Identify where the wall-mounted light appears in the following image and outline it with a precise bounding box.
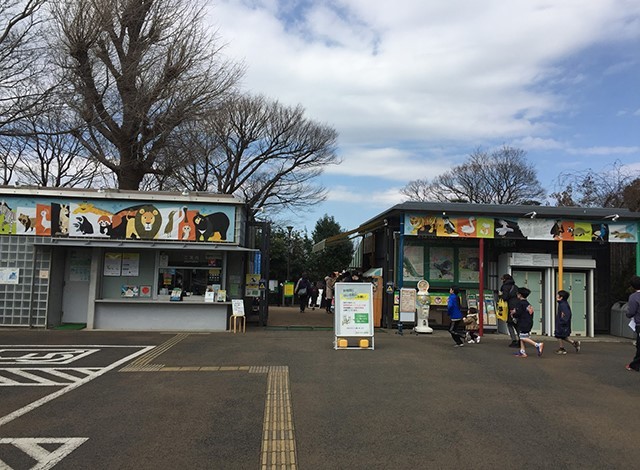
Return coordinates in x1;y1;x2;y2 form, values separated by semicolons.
181;189;189;196
524;211;537;219
604;214;619;222
97;187;106;193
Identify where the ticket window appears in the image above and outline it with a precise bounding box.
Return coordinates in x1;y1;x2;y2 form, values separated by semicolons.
157;250;223;297
158;268;222;296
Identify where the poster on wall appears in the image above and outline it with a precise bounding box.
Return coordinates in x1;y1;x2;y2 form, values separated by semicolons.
458;248;479;283
0;267;19;284
403;245;424;281
121;285;139;297
69;251;91;281
121;253;140;276
104;252;122;276
429;247;454;281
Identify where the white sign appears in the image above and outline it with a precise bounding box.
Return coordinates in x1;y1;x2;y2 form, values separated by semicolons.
334;282;374;337
231;299;245;316
399;288;417;322
121;253;140;276
103;253;122;276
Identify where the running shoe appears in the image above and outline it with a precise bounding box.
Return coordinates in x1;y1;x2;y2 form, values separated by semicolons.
574;340;581;353
513;351;528;358
536;342;544;357
555;349;567;355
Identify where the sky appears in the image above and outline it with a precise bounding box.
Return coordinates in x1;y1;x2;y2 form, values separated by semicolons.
206;0;640;234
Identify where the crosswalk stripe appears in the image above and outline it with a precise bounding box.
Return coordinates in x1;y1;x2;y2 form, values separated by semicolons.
0;368;102;386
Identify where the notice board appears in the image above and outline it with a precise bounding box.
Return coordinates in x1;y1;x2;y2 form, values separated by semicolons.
334;282;374;339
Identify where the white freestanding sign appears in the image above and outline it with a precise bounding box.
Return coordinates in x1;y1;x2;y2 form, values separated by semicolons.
334;282;374;350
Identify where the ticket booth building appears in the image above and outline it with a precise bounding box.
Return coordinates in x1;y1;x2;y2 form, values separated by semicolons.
0;187;257;331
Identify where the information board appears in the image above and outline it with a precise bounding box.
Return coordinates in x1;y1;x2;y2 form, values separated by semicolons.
334;282;374;338
399;288;417;322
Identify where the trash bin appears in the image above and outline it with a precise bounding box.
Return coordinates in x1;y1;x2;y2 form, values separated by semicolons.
610;301;634;339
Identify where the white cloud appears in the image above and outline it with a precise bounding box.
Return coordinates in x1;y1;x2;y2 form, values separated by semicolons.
325;185;405;206
566;146;640;156
210;1;640;147
324;147;458;180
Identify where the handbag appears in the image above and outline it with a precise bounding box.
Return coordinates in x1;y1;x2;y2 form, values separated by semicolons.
298;287;307;295
496;298;508;322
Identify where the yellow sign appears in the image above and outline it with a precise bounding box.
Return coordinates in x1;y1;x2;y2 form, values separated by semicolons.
284;282;294;298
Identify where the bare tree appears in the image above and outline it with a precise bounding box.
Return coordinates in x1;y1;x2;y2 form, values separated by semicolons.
0;134;27;184
0;0;47;132
168;94;340;218
13;106;101;187
401;146;545;205
551;160;640;209
49;0;243;190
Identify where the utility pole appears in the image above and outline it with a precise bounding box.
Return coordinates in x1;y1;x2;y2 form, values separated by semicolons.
286;226;293;306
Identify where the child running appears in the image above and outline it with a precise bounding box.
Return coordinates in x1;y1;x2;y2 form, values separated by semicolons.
554;290;581;355
512;287;544;358
464;307;480;344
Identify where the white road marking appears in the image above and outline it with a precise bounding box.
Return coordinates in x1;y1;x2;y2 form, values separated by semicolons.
0;437;88;470
0;349;98;365
0;368;102;386
0;346;154;427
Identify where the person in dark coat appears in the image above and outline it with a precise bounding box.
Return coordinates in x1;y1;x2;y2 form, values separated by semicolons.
512;287;544;358
554;290;581;354
295;273;312;313
500;274;520;347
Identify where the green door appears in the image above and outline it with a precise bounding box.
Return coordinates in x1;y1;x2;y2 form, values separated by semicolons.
512;270;543;335
560;272;587;336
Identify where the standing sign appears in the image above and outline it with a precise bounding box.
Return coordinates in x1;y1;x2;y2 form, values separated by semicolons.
399;288;417;322
334;282;374;350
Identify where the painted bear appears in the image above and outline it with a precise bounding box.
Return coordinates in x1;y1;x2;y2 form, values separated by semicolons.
192;211;230;242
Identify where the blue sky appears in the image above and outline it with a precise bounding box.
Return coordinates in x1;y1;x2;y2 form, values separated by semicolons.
208;0;640;234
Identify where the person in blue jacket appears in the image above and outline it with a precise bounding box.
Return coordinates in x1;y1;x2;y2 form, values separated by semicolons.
447;286;465;347
554;290;581;355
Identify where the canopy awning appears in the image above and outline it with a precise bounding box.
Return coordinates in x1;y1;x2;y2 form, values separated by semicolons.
35;238;258;252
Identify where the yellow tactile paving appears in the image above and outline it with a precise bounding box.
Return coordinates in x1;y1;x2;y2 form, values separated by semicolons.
119;337;298;469
260;366;297;469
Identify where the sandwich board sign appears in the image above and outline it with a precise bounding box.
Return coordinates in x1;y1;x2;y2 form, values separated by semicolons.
334;282;374;350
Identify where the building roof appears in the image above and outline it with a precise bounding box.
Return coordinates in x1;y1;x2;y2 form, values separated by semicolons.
359;201;639;229
0;185;243;205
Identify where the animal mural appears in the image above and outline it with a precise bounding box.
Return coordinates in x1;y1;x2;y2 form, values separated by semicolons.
408;215;437;235
18;213;35;233
0;200;15;234
36;204;51;236
191;211;231;242
102;205;163;240
494;218;524;238
50;203;70;235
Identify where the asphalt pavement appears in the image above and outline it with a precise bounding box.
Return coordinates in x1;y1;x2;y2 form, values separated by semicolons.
0;318;638;470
